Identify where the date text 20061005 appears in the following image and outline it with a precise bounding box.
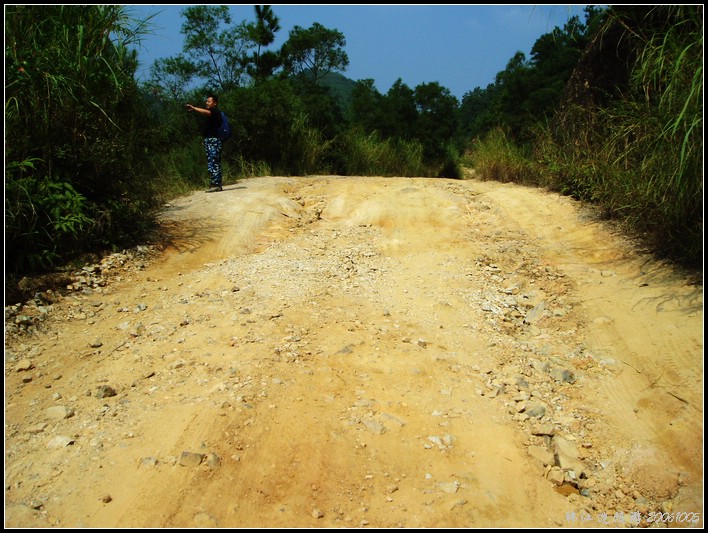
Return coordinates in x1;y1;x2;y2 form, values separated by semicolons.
565;511;701;525
647;511;701;524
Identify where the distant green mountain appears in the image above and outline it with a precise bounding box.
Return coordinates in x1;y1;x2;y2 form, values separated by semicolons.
318;71;358;109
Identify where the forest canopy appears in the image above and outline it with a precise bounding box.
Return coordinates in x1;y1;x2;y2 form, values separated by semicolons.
4;5;703;285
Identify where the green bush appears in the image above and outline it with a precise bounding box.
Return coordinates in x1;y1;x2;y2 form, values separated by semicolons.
333;129;426;177
5;160;93;271
5;5;159;273
436;144;463;179
466;128;536;184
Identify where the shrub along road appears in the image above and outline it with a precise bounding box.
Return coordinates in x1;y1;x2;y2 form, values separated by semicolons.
4;175;703;527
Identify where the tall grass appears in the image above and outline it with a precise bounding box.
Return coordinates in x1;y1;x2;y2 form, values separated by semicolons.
147;143;275;203
335;129;426;177
464;128;538;185
5;6;155;272
287;112;333;175
474;6;702;268
548;7;702;265
228;156;272;180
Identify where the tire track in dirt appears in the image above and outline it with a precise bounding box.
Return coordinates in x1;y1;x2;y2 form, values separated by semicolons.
481;180;703;521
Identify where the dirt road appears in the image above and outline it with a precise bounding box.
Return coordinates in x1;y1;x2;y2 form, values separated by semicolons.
4;176;703;528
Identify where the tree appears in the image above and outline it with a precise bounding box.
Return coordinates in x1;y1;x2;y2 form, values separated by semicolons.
247;5;282;81
460;85;498;139
459;8;600;144
348;79;383;133
179;5;253;91
380;79;418;140
147;55;197;101
281;22;349;83
414;82;460;161
228;79;307;174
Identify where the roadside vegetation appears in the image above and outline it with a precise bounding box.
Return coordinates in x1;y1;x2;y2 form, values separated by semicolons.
5;5;702;288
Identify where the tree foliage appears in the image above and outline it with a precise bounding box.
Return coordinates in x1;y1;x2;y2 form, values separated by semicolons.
461;8;600;143
414;82;460;161
148;55;197;101
281;22;349;83
247;5;282;81
381;79;418;141
177;5;253;92
6;4;701;276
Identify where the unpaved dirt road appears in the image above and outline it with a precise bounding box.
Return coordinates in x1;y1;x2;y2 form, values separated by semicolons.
4;176;703;528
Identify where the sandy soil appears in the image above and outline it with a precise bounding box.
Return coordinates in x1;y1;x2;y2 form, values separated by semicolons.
4;175;703;528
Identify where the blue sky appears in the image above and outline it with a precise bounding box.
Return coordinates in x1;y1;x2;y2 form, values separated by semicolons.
126;4;590;100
